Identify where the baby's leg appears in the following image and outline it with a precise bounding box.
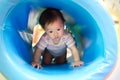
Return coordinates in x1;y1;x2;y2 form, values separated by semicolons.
55;51;67;64
42;49;53;65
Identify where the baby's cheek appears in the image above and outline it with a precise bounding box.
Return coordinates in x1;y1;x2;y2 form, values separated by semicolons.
47;33;54;39
60;31;64;36
49;35;55;39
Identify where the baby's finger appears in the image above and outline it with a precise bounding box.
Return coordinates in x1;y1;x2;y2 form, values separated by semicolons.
31;63;36;67
37;64;42;69
72;64;80;67
80;62;84;65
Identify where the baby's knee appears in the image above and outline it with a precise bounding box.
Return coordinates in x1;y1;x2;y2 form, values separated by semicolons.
55;60;67;64
42;60;51;65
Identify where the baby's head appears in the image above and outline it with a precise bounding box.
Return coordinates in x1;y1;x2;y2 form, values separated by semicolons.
39;8;65;29
39;8;65;44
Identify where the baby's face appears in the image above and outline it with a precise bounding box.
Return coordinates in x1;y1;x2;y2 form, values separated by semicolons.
45;18;64;44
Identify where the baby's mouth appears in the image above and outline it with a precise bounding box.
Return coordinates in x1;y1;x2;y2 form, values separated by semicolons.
53;38;60;44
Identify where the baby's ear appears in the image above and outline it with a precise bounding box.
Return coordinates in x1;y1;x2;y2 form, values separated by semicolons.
32;24;45;47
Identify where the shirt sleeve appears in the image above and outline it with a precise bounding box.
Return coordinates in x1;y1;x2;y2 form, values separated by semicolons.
37;35;47;50
66;33;75;48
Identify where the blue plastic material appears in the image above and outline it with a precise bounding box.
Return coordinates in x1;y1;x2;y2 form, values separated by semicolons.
0;0;118;80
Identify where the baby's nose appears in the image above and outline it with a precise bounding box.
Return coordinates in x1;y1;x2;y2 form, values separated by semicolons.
54;32;58;37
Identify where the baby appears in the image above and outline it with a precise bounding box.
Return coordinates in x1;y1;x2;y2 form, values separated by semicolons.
31;8;84;69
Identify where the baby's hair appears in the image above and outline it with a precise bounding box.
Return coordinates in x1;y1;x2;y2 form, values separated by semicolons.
39;8;65;29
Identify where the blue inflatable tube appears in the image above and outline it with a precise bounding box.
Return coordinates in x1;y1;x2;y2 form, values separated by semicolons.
0;0;118;80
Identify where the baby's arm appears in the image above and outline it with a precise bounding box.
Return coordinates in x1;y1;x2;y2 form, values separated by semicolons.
31;47;43;69
69;45;84;67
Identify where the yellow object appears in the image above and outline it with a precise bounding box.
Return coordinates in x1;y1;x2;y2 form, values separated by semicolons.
32;24;45;47
0;73;7;80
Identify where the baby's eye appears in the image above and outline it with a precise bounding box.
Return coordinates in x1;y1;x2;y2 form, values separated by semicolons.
49;31;53;33
57;29;60;31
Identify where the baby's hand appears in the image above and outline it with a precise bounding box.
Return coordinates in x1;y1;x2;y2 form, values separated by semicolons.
31;61;42;69
72;61;84;67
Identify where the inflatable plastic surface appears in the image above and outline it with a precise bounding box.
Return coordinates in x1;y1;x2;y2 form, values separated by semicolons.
0;0;118;80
